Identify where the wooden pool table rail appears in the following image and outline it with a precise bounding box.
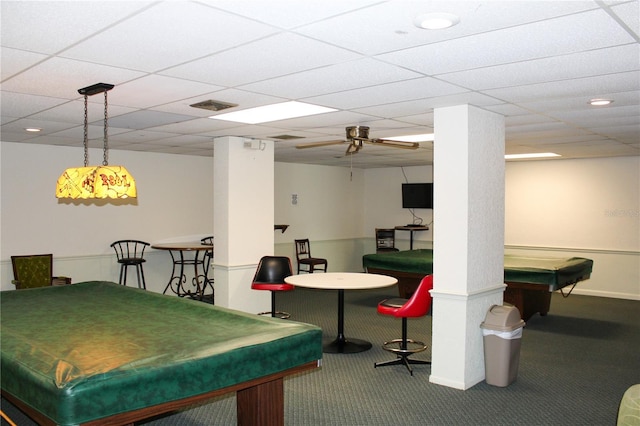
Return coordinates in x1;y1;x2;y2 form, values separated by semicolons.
2;360;319;426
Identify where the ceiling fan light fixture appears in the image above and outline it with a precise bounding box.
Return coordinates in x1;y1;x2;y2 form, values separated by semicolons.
414;13;460;30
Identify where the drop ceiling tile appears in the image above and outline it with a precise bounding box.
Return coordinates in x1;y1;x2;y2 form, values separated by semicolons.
0;92;69;118
438;44;640;90
0;1;152;53
378;9;635;75
160;32;361;87
1;48;48;81
296;0;598;55
1;57;145;99
154;88;286;117
485;71;640;104
239;58;422;99
110;75;225;109
209;0;381;29
305;77;467;110
61;2;279;72
107;111;195;130
610;1;640;35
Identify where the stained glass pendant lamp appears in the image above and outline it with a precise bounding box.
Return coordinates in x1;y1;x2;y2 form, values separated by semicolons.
55;83;136;199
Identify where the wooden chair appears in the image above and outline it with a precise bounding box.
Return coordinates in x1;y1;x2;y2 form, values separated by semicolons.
110;240;149;289
251;256;295;319
374;275;433;375
294;239;327;274
375;228;399;253
11;254;71;289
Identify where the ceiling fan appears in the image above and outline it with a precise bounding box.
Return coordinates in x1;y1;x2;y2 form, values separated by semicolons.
295;126;420;155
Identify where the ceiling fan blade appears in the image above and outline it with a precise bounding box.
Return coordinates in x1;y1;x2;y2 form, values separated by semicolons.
295;140;345;149
365;139;420;149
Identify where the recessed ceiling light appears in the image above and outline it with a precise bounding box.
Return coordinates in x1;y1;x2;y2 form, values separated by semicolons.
25;128;42;132
588;98;613;106
414;13;460;30
384;133;434;142
209;101;336;124
505;153;561;160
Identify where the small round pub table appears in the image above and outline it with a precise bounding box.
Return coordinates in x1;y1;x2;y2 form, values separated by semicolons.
285;272;397;354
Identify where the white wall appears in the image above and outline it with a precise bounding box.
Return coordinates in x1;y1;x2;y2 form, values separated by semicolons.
364;157;640;300
274;162;365;273
2;141;638;300
1;142;213;291
363;165;434;251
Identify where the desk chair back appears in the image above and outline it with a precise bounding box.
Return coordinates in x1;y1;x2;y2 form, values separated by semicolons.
110;240;149;289
11;254;55;289
294;239;328;273
375;228;399;252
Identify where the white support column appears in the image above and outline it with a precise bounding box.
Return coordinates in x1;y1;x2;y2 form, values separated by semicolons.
429;105;506;390
212;136;274;314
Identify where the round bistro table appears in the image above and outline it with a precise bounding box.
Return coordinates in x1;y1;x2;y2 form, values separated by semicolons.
151;242;214;302
285;272;397;354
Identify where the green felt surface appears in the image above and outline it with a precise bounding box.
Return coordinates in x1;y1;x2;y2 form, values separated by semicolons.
363;249;593;290
1;281;322;425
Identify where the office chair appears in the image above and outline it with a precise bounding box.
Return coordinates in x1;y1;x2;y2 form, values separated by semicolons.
374;275;433;375
251;256;295;319
110;240;149;289
294;239;327;273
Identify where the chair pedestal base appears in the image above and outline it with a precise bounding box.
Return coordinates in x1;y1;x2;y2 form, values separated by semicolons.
375;338;430;376
257;311;291;320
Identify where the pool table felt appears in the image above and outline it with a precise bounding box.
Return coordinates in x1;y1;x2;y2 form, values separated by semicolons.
363;249;592;291
1;281;322;425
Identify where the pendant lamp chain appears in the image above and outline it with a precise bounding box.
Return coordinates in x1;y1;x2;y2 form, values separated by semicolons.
83;94;89;167
103;89;109;166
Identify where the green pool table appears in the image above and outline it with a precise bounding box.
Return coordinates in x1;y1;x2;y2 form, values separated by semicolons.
1;281;322;425
363;249;593;321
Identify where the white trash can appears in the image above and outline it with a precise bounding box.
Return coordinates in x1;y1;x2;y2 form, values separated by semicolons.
481;304;525;387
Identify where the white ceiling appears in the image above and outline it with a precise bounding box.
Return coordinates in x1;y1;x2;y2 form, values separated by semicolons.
1;0;639;168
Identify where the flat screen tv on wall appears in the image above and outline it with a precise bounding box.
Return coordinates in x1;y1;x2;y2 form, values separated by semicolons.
402;183;433;209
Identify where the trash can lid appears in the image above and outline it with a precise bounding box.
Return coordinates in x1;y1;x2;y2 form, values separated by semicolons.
480;304;526;332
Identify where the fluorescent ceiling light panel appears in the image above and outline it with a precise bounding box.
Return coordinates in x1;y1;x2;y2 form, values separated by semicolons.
209;101;336;124
505;153;561;159
385;133;434;142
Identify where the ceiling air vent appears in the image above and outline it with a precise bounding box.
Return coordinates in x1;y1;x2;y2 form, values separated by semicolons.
270;134;304;140
190;100;238;112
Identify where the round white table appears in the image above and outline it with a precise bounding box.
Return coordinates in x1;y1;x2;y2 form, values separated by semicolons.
284;272;397;354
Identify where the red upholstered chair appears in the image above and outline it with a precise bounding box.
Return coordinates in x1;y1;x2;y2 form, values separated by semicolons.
374;275;433;375
251;256;295;319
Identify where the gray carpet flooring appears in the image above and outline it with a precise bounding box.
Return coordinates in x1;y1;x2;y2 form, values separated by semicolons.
3;286;639;425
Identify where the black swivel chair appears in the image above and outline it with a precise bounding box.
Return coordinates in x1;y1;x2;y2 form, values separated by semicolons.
251;256;295;319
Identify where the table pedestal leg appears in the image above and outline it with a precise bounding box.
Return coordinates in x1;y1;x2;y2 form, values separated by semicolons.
322;289;372;354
